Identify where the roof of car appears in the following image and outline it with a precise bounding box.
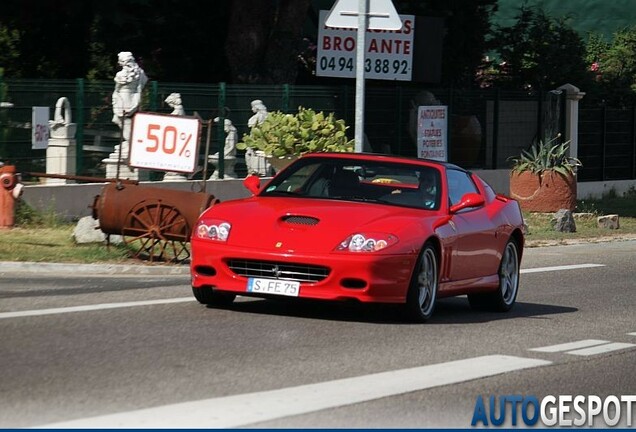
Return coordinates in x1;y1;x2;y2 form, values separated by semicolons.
300;152;467;172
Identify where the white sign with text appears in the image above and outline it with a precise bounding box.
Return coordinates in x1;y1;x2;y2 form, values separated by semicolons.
129;112;201;173
316;10;415;81
417;105;448;161
31;106;50;150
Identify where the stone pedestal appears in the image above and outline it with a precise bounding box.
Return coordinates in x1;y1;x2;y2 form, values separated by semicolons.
163;172;188;181
46;124;77;184
245;149;272;176
557;83;586;160
46;97;77;184
103;157;147;181
103;118;149;181
208;156;237;180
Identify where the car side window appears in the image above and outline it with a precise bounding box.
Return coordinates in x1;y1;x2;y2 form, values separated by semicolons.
446;169;479;206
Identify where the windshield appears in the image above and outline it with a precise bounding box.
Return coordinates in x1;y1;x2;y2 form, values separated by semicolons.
260;157;442;210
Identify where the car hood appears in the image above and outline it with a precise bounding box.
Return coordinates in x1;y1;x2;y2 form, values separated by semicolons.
199;196;433;253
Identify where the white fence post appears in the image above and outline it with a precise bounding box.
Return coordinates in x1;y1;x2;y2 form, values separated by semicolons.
557;83;586;159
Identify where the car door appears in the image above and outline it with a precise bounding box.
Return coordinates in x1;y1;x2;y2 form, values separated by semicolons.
446;169;499;282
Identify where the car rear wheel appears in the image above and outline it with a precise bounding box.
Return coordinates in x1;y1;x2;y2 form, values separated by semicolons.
468;238;520;312
192;285;236;306
405;243;438;322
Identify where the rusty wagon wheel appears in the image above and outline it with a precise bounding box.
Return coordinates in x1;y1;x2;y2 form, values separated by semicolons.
121;199;191;263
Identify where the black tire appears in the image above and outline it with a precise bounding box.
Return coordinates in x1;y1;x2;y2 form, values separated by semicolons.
192;285;236;306
404;243;439;322
468;238;520;312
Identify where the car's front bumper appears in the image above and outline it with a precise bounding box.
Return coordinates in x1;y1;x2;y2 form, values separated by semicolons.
190;241;417;303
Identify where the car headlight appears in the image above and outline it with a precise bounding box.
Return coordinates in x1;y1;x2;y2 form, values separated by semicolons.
336;232;398;252
195;220;231;242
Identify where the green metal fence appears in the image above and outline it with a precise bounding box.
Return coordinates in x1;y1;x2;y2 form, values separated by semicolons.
0;78;563;179
578;103;636;181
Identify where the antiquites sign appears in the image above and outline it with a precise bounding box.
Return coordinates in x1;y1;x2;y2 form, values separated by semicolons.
316;10;415;81
417;105;448;161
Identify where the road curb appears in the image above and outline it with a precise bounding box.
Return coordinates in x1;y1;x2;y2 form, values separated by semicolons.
0;261;190;276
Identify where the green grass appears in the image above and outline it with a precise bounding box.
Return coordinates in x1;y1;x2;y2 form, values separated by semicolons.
0;224;191;264
523;187;636;246
0;226;133;263
1;201;171;264
1;193;635;263
523;212;636;245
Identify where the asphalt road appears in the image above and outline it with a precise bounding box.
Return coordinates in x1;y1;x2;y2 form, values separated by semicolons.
0;240;634;428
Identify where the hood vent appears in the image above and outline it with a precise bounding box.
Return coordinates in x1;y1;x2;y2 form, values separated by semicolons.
282;215;319;226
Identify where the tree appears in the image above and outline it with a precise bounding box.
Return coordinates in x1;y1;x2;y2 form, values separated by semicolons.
0;0;93;78
0;0;230;82
395;0;498;88
84;0;231;82
0;0;499;87
486;6;592;91
225;0;311;84
0;25;21;77
586;27;636;106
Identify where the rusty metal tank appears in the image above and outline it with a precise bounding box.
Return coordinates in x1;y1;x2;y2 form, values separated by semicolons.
92;182;218;262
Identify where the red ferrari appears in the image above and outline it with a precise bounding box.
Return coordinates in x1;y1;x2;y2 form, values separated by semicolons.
190;153;525;322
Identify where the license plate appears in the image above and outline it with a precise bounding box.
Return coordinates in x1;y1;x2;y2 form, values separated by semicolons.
246;277;300;297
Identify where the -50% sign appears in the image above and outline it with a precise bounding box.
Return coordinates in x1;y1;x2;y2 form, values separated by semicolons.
129;112;201;173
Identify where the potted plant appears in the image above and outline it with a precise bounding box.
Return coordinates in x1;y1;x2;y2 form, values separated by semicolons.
237;106;354;172
509;135;582;212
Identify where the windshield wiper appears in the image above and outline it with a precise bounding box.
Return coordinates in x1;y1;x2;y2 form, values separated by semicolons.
262;190;302;197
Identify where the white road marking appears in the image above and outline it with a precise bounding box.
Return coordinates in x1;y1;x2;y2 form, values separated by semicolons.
530;339;636;356
530;339;610;352
629;332;636;336
37;354;551;429
521;263;605;274
567;342;636;356
0;297;193;319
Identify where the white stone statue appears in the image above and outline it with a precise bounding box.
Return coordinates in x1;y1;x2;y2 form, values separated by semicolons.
163;93;188;181
46;97;76;184
48;97;76;138
165;93;185;116
245;99;271;175
247;99;268;128
209;117;238;179
218;118;237;158
111;51;148;158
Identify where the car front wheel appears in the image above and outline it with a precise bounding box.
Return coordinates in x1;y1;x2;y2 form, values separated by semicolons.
192;285;236;307
405;243;439;322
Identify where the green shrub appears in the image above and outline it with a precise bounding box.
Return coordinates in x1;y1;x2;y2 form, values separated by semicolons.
237;106;354;157
14;200;65;228
510;135;582;176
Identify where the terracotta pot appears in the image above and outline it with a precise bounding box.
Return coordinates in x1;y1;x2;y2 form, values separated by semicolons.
509;170;577;212
450;115;482;167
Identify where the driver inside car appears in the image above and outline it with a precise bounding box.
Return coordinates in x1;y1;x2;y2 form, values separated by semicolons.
417;170;438;209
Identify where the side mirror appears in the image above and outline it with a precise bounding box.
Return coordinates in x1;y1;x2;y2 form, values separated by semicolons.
243;174;261;195
450;192;485;213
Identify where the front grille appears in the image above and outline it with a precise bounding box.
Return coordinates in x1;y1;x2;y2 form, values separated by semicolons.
282;215;320;226
227;259;329;283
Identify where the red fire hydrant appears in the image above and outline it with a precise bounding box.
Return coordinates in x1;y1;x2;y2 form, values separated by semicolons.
0;164;24;228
